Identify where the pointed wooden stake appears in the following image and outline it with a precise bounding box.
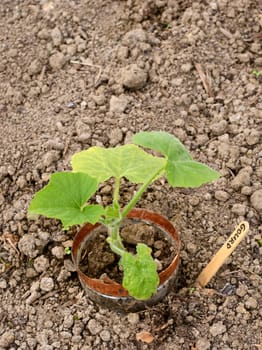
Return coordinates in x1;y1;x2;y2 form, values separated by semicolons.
195;221;249;288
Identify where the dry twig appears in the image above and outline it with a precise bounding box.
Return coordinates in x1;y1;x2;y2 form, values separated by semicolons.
71;59;102;86
194;63;213;97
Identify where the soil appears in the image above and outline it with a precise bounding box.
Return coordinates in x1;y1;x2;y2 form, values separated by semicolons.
0;0;261;349
79;220;177;282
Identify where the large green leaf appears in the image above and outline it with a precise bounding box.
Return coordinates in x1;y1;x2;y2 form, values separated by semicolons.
28;172;104;229
120;243;159;300
133;131;220;188
166;160;220;187
71;144;166;183
132;131;192;161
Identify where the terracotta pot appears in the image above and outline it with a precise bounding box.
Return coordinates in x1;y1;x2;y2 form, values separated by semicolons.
72;208;181;312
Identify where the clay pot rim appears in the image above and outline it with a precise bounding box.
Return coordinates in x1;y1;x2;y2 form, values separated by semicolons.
72;208;181;298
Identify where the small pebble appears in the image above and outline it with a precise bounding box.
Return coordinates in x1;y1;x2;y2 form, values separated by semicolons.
57;268;71;282
37;28;50;39
0;331;15;348
51;246;65;259
241;186;252;196
231;169;251;190
78;133;91;143
18;234;38;258
49;52;66;70
250;190;262;213
127;313;140;324
87;319;103;335
30;281;40;292
231;203;247;216
0;279;7;289
215;190;230;201
26;267;38;278
122;29;147;46
209;321;226;336
51;27;63;46
108;128;123;146
188;104;200;116
238;53;250;63
236;284;248;297
42;151;60;167
100;330;111;342
92;94;106;106
245;130;260;145
28;59;42;75
195;338;211;350
40;277;55;292
245;297;258;310
120;64;147;89
33;255;50;273
210;120;228;135
26;291;40;305
186;242;197;254
117;46;129;60
63;315;74;329
8;48;18;57
181;63;192;73
64;259;76;272
109;95;129;113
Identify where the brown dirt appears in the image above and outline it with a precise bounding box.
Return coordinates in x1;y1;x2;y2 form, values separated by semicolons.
79;220;177;282
0;1;261;349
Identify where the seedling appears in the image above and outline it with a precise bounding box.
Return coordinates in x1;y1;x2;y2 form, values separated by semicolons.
28;131;220;300
252;69;261;78
64;247;71;255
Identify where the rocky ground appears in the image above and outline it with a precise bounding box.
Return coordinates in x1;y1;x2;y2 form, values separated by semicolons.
0;0;261;349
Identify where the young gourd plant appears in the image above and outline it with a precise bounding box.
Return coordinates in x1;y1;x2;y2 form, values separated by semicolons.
29;131;220;300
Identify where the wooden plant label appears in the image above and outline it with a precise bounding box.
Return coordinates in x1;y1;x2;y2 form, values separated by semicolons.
195;221;249;288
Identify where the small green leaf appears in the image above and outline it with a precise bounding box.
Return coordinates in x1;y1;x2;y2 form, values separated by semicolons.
28;172;104;229
252;69;261;78
71;144;165;183
166;160;220;187
120;243;159;300
133;131;192;161
64;247;71;255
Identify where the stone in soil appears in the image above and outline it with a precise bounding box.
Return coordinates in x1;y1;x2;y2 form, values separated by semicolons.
49;52;66;70
87;319;103;335
109;95;129;113
209;321;227;336
250;189;262;213
119;64;148;89
0;331;15;348
40;277;55;292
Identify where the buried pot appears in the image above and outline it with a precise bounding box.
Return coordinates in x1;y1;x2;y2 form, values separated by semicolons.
72;208;181;312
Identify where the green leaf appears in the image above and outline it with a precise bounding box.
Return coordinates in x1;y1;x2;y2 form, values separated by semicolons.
133;131;192;161
120;243;159;300
133;131;220;188
28;172;104;229
71;144;165;183
166;160;220;187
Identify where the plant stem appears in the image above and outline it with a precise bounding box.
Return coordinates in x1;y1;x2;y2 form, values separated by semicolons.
107;166;165;257
107;223;126;256
113;177;121;205
121;166;165;218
